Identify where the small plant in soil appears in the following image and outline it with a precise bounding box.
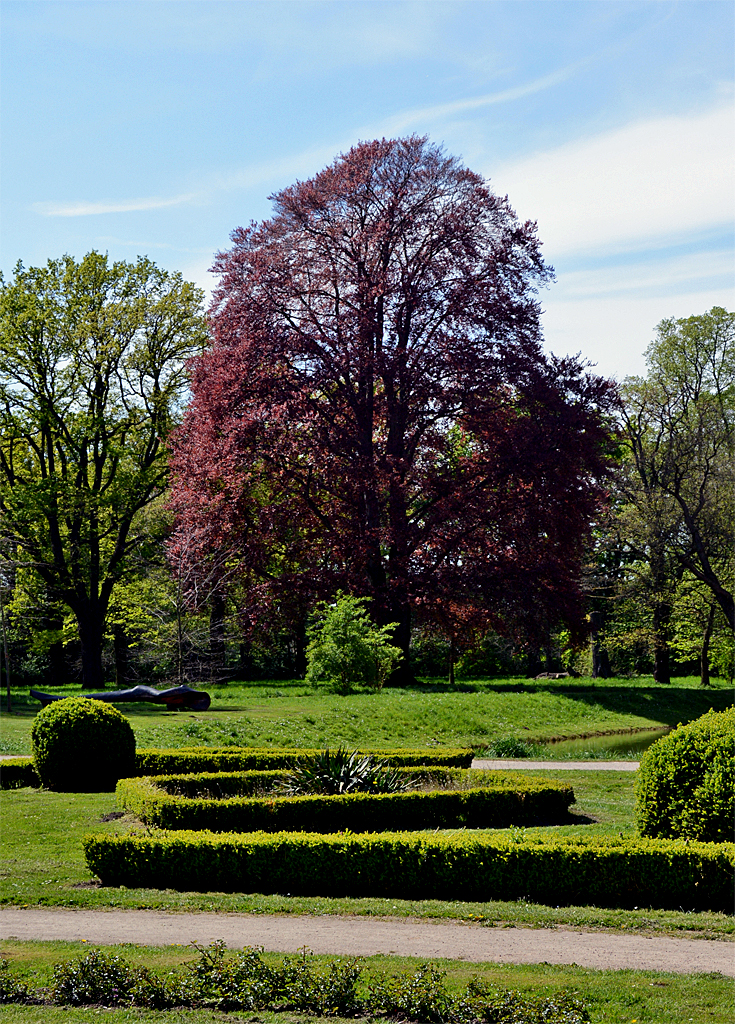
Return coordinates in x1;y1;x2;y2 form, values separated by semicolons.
280;746;413;795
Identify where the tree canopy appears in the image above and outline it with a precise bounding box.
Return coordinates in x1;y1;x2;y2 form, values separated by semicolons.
169;137;616;672
620;307;734;634
0;252;207;688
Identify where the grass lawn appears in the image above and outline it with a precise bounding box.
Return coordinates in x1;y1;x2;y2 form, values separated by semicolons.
1;772;732;940
0;940;732;1023
1;675;732;756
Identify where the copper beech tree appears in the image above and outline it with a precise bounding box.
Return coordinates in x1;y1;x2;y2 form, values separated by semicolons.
169;137;616;677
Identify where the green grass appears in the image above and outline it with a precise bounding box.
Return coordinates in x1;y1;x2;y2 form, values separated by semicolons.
1;774;733;940
0;940;732;1023
1;675;731;756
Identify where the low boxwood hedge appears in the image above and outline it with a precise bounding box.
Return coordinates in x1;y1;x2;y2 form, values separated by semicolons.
135;747;474;775
116;770;574;833
83;828;734;911
0;747;473;790
0;757;40;789
151;766;506;798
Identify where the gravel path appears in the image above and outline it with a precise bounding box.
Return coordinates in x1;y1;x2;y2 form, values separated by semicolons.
1;908;732;975
471;760;639;771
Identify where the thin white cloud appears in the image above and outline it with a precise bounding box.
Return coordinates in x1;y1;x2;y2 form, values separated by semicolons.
381;64;581;134
490;102;735;257
553;249;734;301
34;193;198;217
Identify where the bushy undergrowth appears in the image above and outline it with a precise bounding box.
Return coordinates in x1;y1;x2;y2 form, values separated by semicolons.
485;737;543;758
0;942;590;1022
637;707;734;842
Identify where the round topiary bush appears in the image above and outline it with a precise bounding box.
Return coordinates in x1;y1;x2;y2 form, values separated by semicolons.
636;707;734;843
31;697;136;792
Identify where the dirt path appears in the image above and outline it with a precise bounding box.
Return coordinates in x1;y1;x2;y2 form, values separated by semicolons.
1;908;732;975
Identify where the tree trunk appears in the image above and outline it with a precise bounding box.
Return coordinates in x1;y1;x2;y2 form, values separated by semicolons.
114;625;130;688
238;639;254;681
386;600;416;685
48;639;67;685
76;610;106;690
1;593;10;714
209;591;226;683
651;600;672;685
588;611;611;679
526;649;542;678
700;602;716;688
293;619;307;679
448;636;455;687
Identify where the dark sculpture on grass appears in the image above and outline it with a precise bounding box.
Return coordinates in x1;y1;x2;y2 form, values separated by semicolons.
30;684;211;712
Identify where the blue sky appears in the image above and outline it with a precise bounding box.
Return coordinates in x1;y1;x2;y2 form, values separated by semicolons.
2;0;733;379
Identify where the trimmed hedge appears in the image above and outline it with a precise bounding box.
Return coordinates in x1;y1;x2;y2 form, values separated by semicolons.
153;767;508;798
0;757;40;789
0;747;473;789
117;770;573;833
135;747;474;775
636;707;734;843
83;828;735;911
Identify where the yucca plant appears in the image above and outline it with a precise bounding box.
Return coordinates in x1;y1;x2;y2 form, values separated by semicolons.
280;747;412;796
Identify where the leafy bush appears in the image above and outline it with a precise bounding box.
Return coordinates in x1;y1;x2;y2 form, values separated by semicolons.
306;592;402;692
0;757;40;789
0;960;30;1004
51;949;168;1008
486;737;542;758
84;827;734;911
636;707;735;842
117;770;573;833
31;696;136;791
0;942;592;1021
281;747;411;795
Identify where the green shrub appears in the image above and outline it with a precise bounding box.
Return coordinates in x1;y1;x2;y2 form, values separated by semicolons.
0;960;30;1004
31;697;136;791
486;737;542;758
636;707;735;842
117;770;574;833
0;943;592;1021
83;828;734;911
135;746;474;775
306;592;402;692
51;949;168;1008
0;757;39;789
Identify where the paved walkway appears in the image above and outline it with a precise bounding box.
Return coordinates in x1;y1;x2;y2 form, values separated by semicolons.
0;908;731;975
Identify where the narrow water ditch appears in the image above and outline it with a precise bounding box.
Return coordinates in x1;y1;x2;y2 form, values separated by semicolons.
540;727;670;759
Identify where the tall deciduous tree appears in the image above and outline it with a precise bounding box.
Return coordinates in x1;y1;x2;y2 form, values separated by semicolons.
0;253;207;689
620;308;735;636
170;138;615;673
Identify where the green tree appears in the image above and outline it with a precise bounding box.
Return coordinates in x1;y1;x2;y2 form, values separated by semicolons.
0;253;207;688
306;592;402;694
614;307;735;681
